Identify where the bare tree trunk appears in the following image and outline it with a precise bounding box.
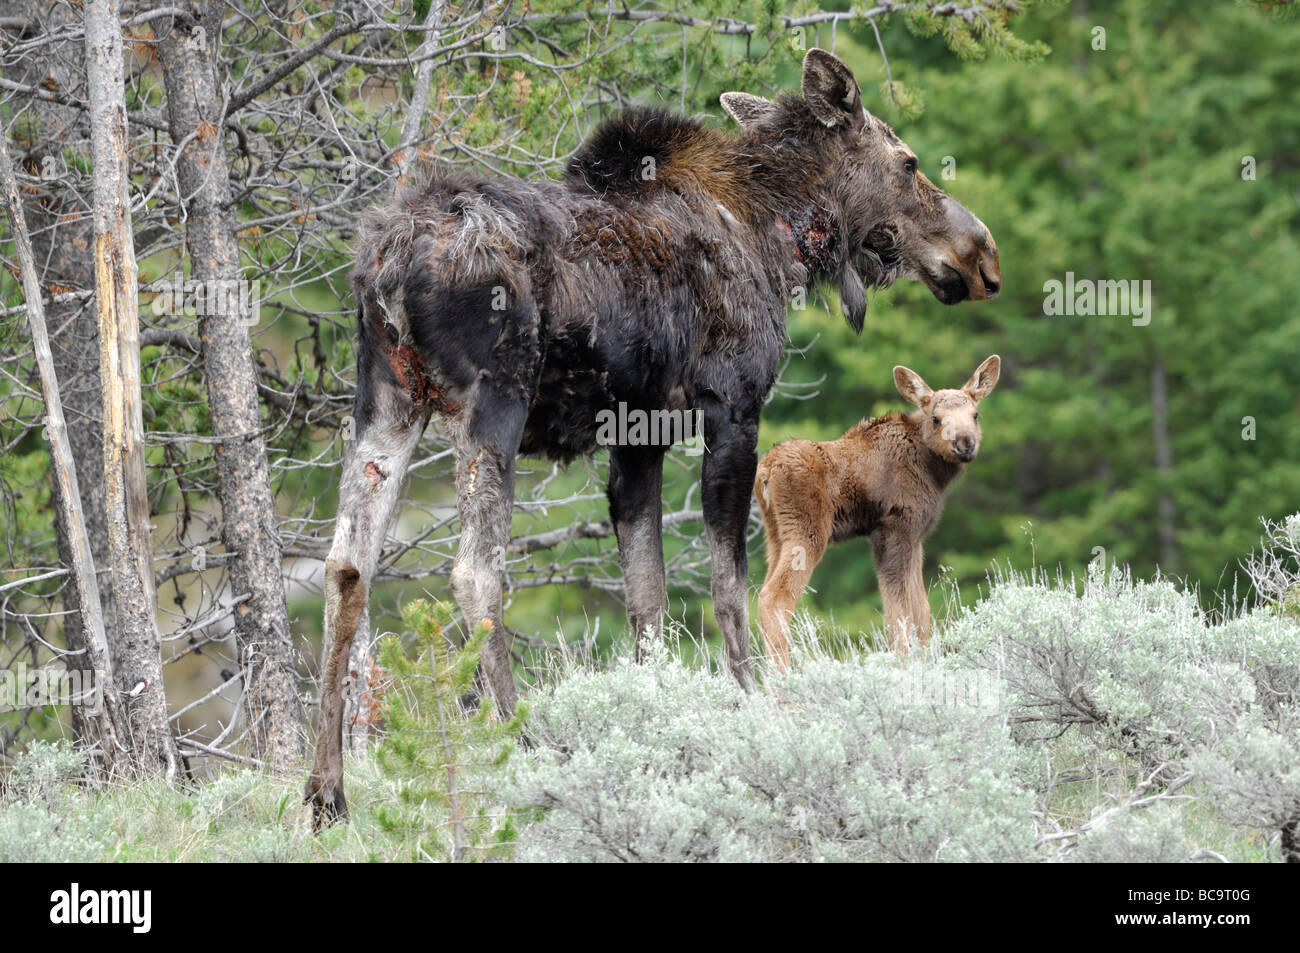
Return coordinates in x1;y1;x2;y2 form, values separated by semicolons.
85;0;179;777
154;6;305;768
0;133;125;771
13;0;114;747
394;0;446;178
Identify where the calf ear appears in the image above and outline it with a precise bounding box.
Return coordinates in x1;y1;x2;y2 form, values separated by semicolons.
802;49;864;131
964;355;1001;402
894;365;933;407
720;92;775;128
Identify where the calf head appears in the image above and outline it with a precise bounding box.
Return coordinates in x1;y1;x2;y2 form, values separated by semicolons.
894;355;1001;464
722;48;1001;331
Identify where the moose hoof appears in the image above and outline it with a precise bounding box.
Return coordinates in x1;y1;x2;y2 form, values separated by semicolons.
305;773;348;832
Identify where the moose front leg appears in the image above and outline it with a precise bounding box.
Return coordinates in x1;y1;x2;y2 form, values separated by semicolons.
307;414;424;830
701;405;759;692
906;540;932;647
873;532;929;653
608;446;667;656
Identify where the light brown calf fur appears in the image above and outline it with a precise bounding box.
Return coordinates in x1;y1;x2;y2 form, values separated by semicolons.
755;355;1001;664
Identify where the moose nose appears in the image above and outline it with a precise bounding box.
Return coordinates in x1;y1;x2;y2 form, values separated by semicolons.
980;263;1000;298
954;438;976;460
974;222;1000;298
941;198;1002;301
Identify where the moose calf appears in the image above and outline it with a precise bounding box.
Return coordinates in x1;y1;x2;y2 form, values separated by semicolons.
755;355;1001;664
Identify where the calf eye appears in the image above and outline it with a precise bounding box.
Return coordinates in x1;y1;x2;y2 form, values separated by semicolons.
974;412;980;421
931;416;940;426
903;158;918;175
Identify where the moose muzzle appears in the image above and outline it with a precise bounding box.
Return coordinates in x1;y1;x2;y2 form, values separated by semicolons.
932;196;1001;304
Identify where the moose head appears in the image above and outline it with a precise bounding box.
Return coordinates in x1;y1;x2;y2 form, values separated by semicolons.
722;48;1001;331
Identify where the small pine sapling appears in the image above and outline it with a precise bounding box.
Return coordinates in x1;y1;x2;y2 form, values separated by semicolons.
375;600;527;861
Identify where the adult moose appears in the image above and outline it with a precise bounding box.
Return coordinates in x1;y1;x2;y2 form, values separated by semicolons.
307;48;1000;826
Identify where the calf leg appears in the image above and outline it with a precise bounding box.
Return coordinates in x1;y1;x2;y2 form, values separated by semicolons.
873;532;926;653
754;470;781;593
907;541;932;646
701;405;760;692
307;411;425;830
608;446;667;656
757;524;829;670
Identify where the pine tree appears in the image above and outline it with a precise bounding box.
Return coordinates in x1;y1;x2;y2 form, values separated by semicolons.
374;601;527;862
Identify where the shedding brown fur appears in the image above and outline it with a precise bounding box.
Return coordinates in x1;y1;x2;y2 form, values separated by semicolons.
756;356;1001;663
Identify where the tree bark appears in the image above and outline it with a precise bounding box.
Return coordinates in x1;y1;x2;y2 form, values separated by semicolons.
394;0;447;178
156;5;304;768
0;132;125;771
12;0;115;747
85;0;179;777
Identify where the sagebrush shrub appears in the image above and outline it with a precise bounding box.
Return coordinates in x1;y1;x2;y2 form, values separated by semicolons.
944;562;1300;861
1068;803;1197;864
1190;707;1300;862
506;639;1036;862
0;739;104;861
5;738;86;803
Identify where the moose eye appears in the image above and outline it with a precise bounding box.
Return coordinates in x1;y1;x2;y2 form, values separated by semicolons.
903;158;918;175
974;412;980;421
932;416;940;427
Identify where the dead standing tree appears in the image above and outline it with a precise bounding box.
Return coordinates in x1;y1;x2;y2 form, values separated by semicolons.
0;133;125;769
84;0;179;776
155;6;305;770
2;0;110;750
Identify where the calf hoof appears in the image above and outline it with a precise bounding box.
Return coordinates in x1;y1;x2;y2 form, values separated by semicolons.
305;773;348;832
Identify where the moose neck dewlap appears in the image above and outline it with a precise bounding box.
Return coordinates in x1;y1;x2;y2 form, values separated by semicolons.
775;206;870;332
775;206;841;276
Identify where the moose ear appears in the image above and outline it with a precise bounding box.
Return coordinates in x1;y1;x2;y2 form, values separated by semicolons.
801;48;864;130
964;355;1002;402
894;365;933;407
720;92;775;128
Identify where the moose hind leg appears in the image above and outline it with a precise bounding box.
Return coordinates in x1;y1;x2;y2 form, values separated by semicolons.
609;446;667;656
906;541;932;646
757;526;827;670
447;399;529;718
307;413;424;830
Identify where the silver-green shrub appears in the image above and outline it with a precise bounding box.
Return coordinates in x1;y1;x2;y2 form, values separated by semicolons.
1242;513;1300;617
1067;803;1197;864
0;740;106;862
0;801;109;862
505;640;1036;862
5;738;86;803
944;559;1300;861
1190;706;1300;862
